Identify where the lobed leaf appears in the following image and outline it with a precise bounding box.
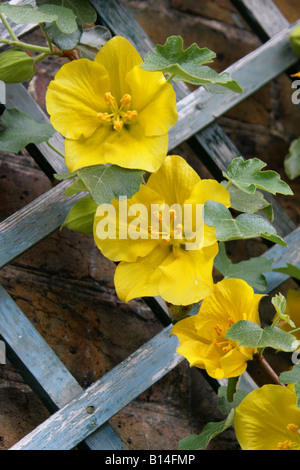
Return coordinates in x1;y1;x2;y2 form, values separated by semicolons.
225;320;298;352
214;242;273;292
273;263;300;281
0;108;55;153
141;35;242;93
222;182;274;220
203;201;286;246
0;3;58;24
55;164;145;205
223;157;293;195
178;409;235;450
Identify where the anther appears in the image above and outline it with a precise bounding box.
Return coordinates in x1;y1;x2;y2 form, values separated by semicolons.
287;423;299;434
120;94;132;109
215;325;222;337
278;440;293;450
113;119;124;131
97;112;111;122
104;92;115;106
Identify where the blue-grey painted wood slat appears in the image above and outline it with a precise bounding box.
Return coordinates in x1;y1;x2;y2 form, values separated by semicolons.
231;0;290;40
9;222;300;450
0;285;125;450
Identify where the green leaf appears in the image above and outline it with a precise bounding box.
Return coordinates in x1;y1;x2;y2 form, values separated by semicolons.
55;164;145;205
203;201;287;246
65;178;88;196
38;4;78;34
272;292;296;328
223;157;293;195
214;242;273;292
0;2;58;24
217;386;248;416
222;181;273;219
225;320;298;352
0;108;55;153
178;409;235;450
273;263;300;281
62;195;97;234
284;137;300;180
79;26;111;49
141;35;242;94
44;21;81;50
36;0;97;24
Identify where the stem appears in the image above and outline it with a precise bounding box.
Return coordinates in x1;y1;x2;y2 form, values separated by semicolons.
0;12;18;41
46;141;65;159
39;23;54;53
165;72;176;83
0;37;61;55
289;327;300;335
254;353;285;386
34;53;49;65
225;180;232;190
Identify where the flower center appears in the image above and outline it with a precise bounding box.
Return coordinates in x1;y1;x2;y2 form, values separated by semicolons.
277;440;294;450
212;319;236;353
97;92;138;132
148;208;198;252
277;424;300;449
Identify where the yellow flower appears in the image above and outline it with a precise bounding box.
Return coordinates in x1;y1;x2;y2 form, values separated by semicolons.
171;278;264;379
46;36;178;173
234;384;300;450
280;289;300;340
93;155;230;306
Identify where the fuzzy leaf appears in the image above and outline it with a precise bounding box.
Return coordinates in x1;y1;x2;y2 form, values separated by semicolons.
225;320;298;352
223;157;293;195
36;0;97;24
203;201;286;246
62;195;97;234
79;26;111;49
178;409;235;450
284;137;300;180
273;263;300;281
142;35;242;93
222;182;273;220
214;242;273;292
0;2;58;24
271;293;296;328
55;164;145;205
0;108;55;153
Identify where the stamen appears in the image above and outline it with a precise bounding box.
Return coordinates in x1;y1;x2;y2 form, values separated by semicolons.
123;110;138;121
222;344;233;353
120;94;132;109
278;440;293;450
104;92;115;106
97;112;112;122
287;423;299;434
215;325;222;337
113;119;124;131
228;317;234;327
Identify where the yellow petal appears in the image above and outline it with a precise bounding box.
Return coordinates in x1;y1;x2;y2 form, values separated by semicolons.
185;179;231;208
146;155;201;205
104;123;169;172
94;36;142;101
171;315;209;345
46;59;110;139
234;385;300;450
156;243;218;305
65;122;168;172
126;65;178;136
176;340;206;369
114;245;170;303
93;186;163;263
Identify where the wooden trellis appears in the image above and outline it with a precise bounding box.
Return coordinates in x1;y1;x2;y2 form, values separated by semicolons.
0;0;299;450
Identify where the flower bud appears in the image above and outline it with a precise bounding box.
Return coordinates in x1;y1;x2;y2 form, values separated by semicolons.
290;25;300;57
0;49;36;83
